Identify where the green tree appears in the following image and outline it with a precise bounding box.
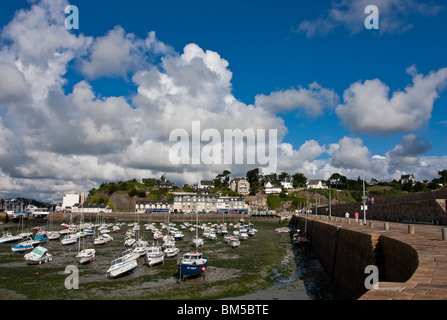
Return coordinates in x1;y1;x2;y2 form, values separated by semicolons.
438;170;447;186
292;172;307;188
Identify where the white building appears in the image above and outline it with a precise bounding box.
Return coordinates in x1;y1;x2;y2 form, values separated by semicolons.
280;177;293;189
306;180;328;189
72;204;112;214
197;180;215;190
62;194;80;212
136;200;173;213
264;182;282;194
172;192;249;213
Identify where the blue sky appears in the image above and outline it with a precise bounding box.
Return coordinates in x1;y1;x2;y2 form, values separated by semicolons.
0;0;446;202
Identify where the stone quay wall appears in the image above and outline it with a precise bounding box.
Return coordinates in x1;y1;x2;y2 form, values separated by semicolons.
291;215;420;299
313;190;447;225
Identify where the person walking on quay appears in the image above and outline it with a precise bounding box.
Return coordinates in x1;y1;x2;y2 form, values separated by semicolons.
355;212;359;223
345;212;350;223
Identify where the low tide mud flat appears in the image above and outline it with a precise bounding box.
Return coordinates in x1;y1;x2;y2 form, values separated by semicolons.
0;218;339;300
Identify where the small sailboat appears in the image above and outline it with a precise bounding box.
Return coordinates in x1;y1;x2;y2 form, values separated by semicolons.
11;236;37;253
94;234;108;245
124;236;136;247
47;231;60;240
163;241;179;258
24;246;53;265
76;206;96;265
33;231;48;244
61;234;78;245
191;237;203;248
121;248;140;262
238;230;248;241
106;257;138;279
228;235;240;248
132;238;149;257
76;248;96;264
144;245;165;267
174;231;184;241
0;232;23;244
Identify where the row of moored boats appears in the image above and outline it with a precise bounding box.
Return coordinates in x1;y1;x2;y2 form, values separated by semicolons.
0;218;257;280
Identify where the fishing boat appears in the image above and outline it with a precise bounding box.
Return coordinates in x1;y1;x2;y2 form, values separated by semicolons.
24;246;53;265
106;257;138;279
178;251;208;279
178;212;208;279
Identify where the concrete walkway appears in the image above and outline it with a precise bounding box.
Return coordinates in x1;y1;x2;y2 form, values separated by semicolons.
301;214;447;300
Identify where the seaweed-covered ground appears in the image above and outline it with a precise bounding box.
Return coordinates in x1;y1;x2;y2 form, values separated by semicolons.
0;218;339;300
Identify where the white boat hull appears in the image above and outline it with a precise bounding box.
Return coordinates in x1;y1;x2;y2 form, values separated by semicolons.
145;252;165;267
106;259;138;279
76;249;96;264
164;247;179;258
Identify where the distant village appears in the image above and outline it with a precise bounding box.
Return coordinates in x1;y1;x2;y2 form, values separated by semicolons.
2;170;444;217
58;172;437;215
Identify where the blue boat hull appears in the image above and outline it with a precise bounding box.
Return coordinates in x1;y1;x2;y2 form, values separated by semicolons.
179;261;208;278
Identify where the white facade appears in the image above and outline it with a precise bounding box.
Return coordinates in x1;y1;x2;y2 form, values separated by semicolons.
306;180;328;189
172;192;249;213
280;178;293;189
62;194;80;211
264;182;282;194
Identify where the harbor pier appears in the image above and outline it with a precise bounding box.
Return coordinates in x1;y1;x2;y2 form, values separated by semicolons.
290;214;447;300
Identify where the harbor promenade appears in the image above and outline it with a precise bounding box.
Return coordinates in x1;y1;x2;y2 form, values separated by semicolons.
291;214;447;300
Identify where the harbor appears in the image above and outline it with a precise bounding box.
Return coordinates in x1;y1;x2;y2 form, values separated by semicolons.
0;214;339;300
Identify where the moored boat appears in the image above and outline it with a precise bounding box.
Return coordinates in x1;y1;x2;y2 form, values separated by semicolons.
61;234;78;245
106;257;138;279
178;251;208;279
76;248;96;265
0;232;23;244
163;241;179;258
144;250;165;267
11;237;37;253
24;246;53;265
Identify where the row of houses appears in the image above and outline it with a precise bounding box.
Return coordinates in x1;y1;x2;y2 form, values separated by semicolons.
136;192;249;214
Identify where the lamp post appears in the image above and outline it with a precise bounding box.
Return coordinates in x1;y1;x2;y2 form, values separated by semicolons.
328;183;332;219
362;168;367;226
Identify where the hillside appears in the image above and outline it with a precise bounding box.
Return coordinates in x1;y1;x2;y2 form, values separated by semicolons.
87;179;175;212
86;176;446;212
